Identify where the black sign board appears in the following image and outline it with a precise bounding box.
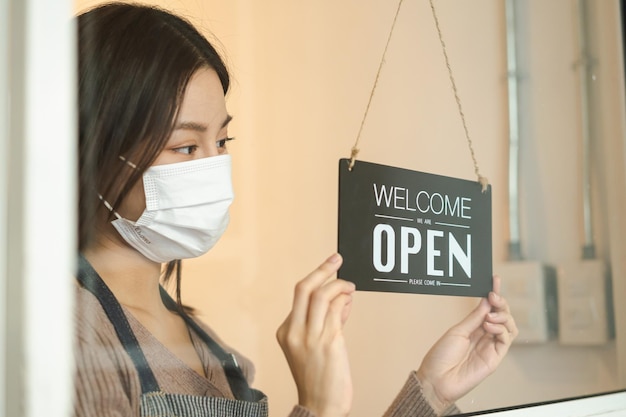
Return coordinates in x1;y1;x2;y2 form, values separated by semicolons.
338;159;492;297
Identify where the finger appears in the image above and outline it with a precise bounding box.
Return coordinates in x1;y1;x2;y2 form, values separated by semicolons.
485;311;510;324
449;297;491;337
504;314;518;337
483;321;507;336
489;275;507;311
307;279;356;338
485;308;518;335
488;290;511;315
484;316;518;343
323;293;354;339
291;254;343;326
483;322;513;349
492;275;502;294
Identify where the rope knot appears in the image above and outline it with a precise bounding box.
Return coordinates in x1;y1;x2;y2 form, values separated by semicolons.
348;147;360;171
478;175;489;193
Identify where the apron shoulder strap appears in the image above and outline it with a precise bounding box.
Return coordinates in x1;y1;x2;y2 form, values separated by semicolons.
76;255;160;394
159;287;263;402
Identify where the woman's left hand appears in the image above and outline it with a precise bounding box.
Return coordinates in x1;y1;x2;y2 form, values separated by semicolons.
416;275;518;413
276;254;355;417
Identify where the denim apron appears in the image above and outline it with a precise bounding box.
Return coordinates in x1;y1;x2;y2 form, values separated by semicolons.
77;256;269;417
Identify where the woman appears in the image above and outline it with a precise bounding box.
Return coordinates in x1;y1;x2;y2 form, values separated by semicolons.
75;3;518;416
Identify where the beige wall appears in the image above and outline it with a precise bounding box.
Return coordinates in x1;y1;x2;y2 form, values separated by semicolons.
75;1;626;415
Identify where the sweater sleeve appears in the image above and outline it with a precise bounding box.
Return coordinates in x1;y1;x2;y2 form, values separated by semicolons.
383;371;461;417
284;371;461;417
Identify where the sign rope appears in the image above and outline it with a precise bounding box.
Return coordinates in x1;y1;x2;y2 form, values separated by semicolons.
348;0;405;171
428;0;489;191
347;0;489;193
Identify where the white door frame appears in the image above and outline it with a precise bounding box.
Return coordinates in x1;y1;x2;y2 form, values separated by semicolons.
2;0;76;416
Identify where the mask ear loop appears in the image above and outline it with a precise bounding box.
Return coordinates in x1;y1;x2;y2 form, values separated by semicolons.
97;155;138;221
118;155;137;169
98;194;123;220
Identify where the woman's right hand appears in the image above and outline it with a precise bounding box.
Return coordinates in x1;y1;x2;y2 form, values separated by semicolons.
276;253;355;417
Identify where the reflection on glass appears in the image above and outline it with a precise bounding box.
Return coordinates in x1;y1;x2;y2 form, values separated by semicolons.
72;0;626;416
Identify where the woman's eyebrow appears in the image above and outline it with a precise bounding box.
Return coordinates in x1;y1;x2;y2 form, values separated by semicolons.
174;121;207;132
221;114;233;128
174;114;233;132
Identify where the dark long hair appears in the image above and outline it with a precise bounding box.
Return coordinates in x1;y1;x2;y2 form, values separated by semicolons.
77;3;230;301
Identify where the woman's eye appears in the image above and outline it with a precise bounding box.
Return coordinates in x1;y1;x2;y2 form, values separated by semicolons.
173;145;198;155
217;137;235;149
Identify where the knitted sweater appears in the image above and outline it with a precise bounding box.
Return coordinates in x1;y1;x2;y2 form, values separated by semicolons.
73;283;459;417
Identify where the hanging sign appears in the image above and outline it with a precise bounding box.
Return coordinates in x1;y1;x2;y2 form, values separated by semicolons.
338;159;492;297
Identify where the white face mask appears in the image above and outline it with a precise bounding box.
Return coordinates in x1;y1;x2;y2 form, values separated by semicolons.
101;154;234;263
